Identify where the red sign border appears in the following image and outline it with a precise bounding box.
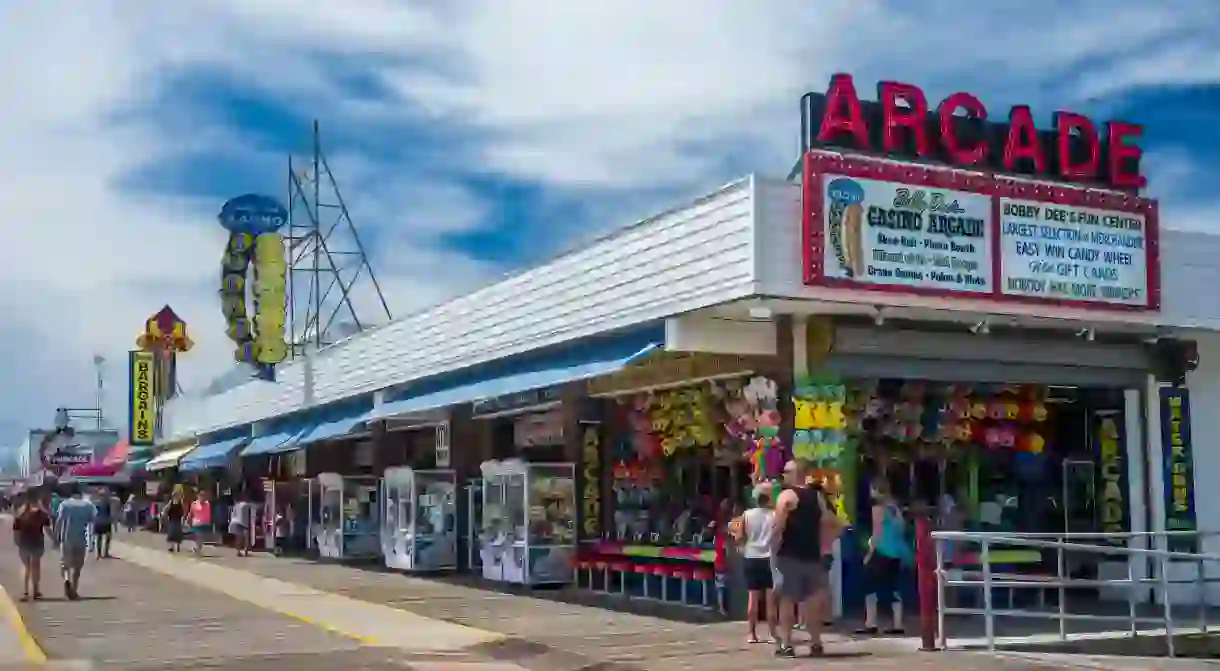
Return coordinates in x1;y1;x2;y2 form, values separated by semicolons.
800;151;1161;312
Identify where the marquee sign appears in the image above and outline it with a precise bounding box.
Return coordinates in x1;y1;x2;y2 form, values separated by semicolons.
800;74;1159;311
801;74;1145;190
801;152;1160;311
219;194;289;379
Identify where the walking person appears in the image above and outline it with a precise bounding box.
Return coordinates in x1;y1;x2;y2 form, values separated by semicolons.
163;492;186;552
857;481;912;635
91;487;115;559
736;483;779;644
11;490;52;601
229;491;253;557
770;459;836;658
187;490;212;554
54;484;96;600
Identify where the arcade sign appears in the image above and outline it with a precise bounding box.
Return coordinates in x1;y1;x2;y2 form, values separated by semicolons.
801;74;1145;191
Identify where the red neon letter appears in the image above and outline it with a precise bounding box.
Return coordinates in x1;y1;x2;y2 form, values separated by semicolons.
1055;111;1100;180
1107;121;1147;189
1003;105;1047;174
937;92;988;165
817;73;869;149
879;81;931;157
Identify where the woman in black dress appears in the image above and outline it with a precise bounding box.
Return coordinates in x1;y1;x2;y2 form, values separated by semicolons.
163;492;185;552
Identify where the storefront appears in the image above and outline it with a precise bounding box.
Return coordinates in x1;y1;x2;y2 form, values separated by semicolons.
162;73;1220;609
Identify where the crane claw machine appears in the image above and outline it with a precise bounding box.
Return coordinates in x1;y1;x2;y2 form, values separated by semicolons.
380;466;458;571
478;459;576;585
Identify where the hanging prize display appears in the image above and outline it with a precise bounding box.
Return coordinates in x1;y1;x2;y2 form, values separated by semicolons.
218;194;290;374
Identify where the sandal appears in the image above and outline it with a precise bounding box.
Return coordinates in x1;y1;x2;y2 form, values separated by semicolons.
884;627;905;635
854;626;879;635
747;635;762;644
808;643;825;657
18;594;29;602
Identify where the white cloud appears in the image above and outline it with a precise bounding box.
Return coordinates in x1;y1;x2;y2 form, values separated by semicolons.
0;1;1217;449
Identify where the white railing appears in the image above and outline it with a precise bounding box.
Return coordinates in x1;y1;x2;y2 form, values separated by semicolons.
930;530;1220;657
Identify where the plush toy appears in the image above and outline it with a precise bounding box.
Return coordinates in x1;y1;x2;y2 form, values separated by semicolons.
744;376;779;408
1003;400;1021;421
984;426;1003;449
793;397;815;430
986;400;1006;420
969;401;988;420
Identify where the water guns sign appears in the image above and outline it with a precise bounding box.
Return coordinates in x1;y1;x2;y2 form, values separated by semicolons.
218;194;289;379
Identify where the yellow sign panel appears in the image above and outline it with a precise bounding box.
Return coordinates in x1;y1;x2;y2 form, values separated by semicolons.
129;350;158;446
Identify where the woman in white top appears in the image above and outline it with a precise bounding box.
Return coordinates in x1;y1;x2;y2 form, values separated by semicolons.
734;483;779;644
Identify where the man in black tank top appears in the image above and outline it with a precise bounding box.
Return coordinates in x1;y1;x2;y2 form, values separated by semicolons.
770;459;830;657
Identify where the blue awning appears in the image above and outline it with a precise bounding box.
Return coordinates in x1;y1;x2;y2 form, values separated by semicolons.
180;436;250;472
371;341;660;420
295;412;371;447
239;429;305;457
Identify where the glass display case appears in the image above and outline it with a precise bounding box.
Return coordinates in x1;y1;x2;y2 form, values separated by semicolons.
380;467;458;571
478;459;575;585
315;473;380;560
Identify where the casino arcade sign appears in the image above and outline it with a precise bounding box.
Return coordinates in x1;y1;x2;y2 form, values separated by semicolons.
799;74;1160;311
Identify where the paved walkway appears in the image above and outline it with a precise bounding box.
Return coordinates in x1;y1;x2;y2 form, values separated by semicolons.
98;529;1200;670
3;519;1209;669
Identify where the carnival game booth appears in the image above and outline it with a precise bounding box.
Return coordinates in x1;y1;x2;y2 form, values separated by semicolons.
237;419;312;551
788;325;1150;611
577;352;783;611
251;401;374;555
366;327;668;583
178;431;251;542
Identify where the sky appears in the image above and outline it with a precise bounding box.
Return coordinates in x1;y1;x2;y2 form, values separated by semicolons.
0;1;1217;454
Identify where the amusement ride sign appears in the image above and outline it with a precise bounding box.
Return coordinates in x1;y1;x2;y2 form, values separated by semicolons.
800;74;1159;311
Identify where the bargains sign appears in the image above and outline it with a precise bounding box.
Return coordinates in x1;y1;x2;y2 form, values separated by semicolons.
129;349;158;446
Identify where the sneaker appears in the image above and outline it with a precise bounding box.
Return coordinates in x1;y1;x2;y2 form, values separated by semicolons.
773;645;796;658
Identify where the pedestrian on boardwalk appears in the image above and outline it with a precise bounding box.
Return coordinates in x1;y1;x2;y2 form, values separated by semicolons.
122;494;136;533
54;484;96;600
91;487;116;559
11;489;52;601
770;459;835;658
163;491;186;552
187;490;212;555
735;483;779;644
229;491;253;557
856;480;911;636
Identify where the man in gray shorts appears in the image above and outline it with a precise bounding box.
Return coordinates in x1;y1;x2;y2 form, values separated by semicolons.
55;484;96;600
770;459;833;657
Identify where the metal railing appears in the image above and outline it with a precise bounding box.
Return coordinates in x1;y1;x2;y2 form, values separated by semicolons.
929;530;1220;657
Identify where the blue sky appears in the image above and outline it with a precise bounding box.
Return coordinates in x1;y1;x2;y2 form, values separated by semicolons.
0;1;1217;458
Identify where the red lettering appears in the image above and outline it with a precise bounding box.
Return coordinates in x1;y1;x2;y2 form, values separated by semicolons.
1107;121;1147;189
879;81;931;157
817;73;869;148
1003;106;1046;174
937;92;988;165
1055;111;1100;180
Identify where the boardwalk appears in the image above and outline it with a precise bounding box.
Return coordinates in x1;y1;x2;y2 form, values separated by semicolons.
0;523;1207;669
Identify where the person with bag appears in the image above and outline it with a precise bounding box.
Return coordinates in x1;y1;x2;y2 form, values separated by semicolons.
857;480;913;635
11;490;52;601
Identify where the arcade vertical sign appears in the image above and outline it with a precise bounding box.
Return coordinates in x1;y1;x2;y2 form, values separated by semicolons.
1160;387;1197;553
1094;409;1128;545
128;349;158;446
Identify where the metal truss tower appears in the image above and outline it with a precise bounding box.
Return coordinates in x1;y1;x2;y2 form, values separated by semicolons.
285;121;392;358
